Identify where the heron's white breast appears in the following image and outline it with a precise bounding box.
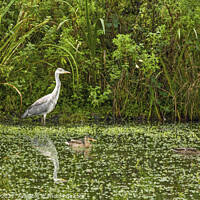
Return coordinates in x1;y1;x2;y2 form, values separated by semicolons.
47;89;60;114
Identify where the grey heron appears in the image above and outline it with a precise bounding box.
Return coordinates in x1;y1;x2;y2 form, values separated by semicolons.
22;68;70;125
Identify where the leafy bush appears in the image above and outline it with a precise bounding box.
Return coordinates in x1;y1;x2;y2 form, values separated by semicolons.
1;0;200;123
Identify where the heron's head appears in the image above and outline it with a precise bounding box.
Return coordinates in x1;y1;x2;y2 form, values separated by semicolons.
56;68;70;74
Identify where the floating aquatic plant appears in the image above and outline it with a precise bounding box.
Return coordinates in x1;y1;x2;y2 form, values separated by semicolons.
0;123;200;199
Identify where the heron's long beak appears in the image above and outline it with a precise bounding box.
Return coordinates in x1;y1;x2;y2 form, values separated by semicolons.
64;71;70;74
90;138;97;142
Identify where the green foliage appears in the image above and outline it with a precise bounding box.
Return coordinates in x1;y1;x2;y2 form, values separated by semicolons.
1;0;200;123
85;0;105;60
88;85;111;108
113;34;138;67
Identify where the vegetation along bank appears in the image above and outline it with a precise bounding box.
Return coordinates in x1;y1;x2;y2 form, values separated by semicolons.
1;0;200;123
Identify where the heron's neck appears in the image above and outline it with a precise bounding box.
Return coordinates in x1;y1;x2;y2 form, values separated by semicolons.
52;158;59;180
53;72;61;94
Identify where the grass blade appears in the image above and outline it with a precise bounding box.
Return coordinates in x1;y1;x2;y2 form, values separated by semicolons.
0;83;22;111
0;0;15;24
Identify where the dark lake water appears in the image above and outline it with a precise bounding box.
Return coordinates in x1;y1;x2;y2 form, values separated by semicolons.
0;123;200;199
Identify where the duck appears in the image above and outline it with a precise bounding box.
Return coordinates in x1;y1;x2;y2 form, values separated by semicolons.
65;135;96;148
172;147;200;155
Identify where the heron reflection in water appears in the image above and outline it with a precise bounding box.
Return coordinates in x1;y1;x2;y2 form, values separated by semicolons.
22;68;70;125
31;136;66;183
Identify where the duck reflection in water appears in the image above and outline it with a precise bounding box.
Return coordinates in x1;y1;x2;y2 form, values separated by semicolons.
65;135;96;158
31;136;67;183
70;147;92;159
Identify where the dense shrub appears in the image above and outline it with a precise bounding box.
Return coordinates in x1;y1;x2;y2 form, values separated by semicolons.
1;0;200;123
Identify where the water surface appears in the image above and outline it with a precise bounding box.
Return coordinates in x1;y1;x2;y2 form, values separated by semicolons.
0;123;200;199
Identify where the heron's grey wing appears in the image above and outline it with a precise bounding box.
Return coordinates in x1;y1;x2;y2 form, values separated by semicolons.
22;94;52;117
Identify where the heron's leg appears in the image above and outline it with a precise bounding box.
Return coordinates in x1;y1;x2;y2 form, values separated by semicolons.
43;114;46;126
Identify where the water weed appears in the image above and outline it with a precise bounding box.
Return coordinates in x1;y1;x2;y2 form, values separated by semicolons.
0;123;200;199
